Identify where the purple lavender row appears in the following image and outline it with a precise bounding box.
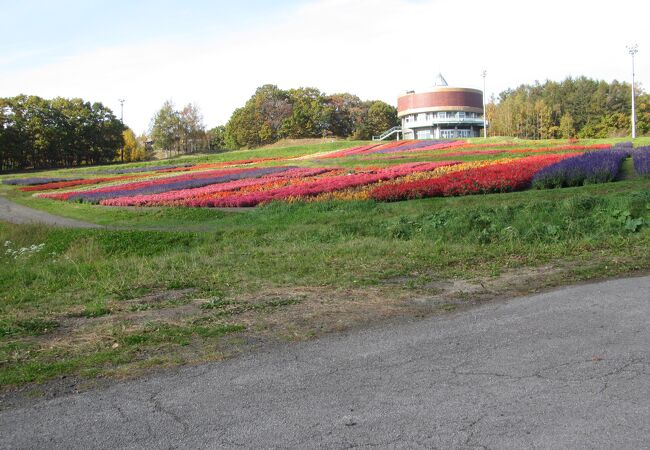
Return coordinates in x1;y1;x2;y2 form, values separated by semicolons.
632;146;650;176
532;149;628;189
91;164;194;174
372;140;459;154
2;177;82;186
69;166;295;204
613;141;633;149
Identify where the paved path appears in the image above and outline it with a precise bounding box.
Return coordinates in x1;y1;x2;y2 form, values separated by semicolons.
0;197;101;228
2;276;649;449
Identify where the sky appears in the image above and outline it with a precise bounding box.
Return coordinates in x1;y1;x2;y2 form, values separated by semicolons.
1;0;648;134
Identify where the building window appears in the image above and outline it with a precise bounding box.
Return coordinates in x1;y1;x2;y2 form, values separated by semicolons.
441;129;473;139
416;129;432;139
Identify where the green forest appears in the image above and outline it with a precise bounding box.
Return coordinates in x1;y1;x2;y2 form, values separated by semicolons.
0;96;125;171
487;76;650;139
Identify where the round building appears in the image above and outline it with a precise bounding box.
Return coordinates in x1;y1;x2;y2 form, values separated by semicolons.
397;75;484;140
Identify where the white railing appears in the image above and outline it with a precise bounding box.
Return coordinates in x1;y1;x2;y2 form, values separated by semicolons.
372;126;402;141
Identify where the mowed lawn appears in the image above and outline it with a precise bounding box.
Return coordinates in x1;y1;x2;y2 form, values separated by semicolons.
1;137;649;389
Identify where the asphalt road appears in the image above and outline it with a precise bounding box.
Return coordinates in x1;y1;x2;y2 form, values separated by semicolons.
2;276;649;449
0;197;101;228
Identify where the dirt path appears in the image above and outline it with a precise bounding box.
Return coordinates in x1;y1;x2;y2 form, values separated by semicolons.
0;197;101;228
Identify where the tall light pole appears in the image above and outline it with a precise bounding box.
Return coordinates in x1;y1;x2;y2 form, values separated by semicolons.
626;44;638;139
118;99;125;123
118;99;125;162
481;70;487;139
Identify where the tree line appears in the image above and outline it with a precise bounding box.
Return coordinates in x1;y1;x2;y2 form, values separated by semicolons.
4;77;647;172
221;85;398;149
148;86;399;153
486;76;650;139
0;95;131;171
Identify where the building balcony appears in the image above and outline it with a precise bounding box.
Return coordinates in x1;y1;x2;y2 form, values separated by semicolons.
402;117;485;128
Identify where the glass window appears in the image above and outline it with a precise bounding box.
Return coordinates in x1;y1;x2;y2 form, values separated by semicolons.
417;129;432;139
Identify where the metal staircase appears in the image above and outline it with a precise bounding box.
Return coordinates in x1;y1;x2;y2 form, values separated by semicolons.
372;126;403;141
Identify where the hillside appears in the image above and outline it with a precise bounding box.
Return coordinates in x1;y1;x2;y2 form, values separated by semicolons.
0;137;649;392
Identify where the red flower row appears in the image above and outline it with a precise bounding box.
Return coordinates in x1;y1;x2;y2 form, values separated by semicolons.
372;143;611;160
369;154;576;201
42;167;257;200
100;168;335;207
189;161;460;207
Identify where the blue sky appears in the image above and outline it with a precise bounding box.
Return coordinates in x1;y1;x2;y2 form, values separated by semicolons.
1;0;302;69
2;0;648;133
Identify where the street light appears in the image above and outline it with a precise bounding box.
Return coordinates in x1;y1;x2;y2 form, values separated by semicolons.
118;99;125;123
118;99;126;162
626;44;638;139
481;70;487;139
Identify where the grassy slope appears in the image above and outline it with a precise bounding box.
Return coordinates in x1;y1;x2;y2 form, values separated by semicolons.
1;138;649;388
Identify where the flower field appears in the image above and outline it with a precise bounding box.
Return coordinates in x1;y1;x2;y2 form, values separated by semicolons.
532;150;629;189
633;146;650;176
3;139;641;208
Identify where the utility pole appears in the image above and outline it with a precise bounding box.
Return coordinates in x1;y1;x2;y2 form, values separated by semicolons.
118;99;125;162
626;45;638;139
118;99;125;123
481;70;487;139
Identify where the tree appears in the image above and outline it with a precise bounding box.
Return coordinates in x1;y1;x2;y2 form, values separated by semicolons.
207;125;226;150
178;103;206;153
534;100;553;139
149;101;209;156
281;87;328;138
224;86;400;149
224;84;293;149
224;106;259;150
324;93;364;137
149;100;181;157
360;101;399;139
0;95;124;171
120;128;146;162
635;92;650;136
559;113;575;138
488;77;642;139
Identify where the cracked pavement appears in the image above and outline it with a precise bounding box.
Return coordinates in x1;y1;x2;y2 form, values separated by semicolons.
1;275;649;449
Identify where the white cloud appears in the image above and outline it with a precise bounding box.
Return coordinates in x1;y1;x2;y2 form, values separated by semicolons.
1;0;648;134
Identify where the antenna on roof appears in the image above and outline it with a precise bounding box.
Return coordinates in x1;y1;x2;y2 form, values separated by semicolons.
434;73;448;87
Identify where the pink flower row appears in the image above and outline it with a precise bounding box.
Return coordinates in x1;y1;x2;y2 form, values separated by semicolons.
99;167;335;207
186;161;460;207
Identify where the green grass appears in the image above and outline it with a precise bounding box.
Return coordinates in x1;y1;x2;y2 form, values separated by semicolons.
2;180;648;308
1;137;650;388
